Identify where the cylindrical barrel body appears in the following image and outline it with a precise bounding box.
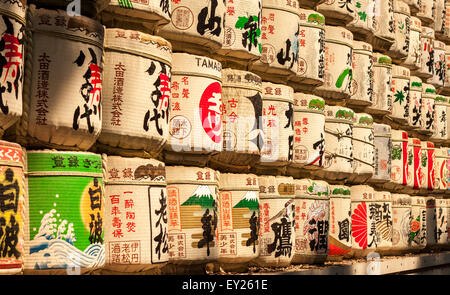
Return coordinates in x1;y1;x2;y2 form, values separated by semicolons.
371;0;395;51
327;185;351;261
388;0;411;62
370;124;392;183
418;83;436;136
431;96;448;142
413;26;435;79
408;76;423;129
417;0;436;26
390;65;410;124
366;53;393;116
349;113;374;183
427;39;446;89
372;191;393;254
389;194;412;254
387;130;408;191
348;41;373;107
411;196;427;251
316;0;355;26
403;17;422;71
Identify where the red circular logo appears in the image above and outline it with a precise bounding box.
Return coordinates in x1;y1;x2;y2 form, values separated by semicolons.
199;82;222;144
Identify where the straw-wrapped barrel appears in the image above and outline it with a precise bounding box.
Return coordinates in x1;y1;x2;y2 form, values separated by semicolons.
418;83;436;136
389;65;410;125
387;194;412;255
408;76;423;129
365;53;392;117
431;96;448;142
372;191;393;255
369;123;392;184
327;185;351;261
411;196;427;252
427;39;446;89
347;41;373;107
387;0;411;62
347;0;375;40
316;0;355;26
403;17;422;71
413;26;435;79
348;113;374;183
416;0;436;26
371;0;395;52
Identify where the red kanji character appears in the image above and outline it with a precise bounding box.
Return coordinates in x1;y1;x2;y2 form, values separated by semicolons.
124;199;134;209
109;194;120;205
126;222;136;232
112;228;124;238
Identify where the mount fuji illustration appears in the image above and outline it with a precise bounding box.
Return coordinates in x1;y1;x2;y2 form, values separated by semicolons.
181;185;215;208
234;191;259;211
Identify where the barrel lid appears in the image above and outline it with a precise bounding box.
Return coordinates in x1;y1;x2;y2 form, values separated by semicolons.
219;173;259;191
293;93;325;113
0;0;26;24
263;0;300;14
294;179;330;199
172;53;222;80
222;68;262;91
258;175;295;198
324;25;353;48
298;9;325;28
262;82;294;103
421;26;435;38
392;64;410;78
373;123;391;137
373;191;392;202
166;166;218;185
410;16;422;31
329;185;351;198
425;196;436;206
411;196;426;206
350;185;375;202
0;140;24;167
392;194;411;206
353;41;372;53
373;53;392;68
433;39;446;50
325;105;354;123
410;76;423;91
422;83;436;98
105;156;165;185
394;0;410;16
354;113;373;128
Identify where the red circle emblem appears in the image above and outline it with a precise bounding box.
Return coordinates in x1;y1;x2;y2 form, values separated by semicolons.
199;82;222;144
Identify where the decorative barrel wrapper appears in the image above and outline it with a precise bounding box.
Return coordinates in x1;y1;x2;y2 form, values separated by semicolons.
431;96;448;142
289;93;325;171
387;129;408;191
0;0;26;137
389;194;411;254
97;28;172;158
446;199;450;246
29;0;108;18
288;8;325;92
419;141;436;192
103;156;168;274
314;105;354;182
347;0;375;40
99;0;171;34
349;185;376;258
372;191;393;254
366;53;392;116
407;137;422;191
24;151;105;274
371;0;395;52
348;41;373;107
387;0;411;62
434;0;448;42
443;45;450;95
427;39;446;89
250;0;300;83
417;0;436;26
413;26;435;79
418;83;436;135
292;179;329;264
165;53;222;166
403;17;422;71
327;185;351;261
210;69;263;172
435;198;448;247
217;173;260;271
253;176;295;267
434;147;448;192
370;123;391;183
425;196;438;248
448;148;450;190
256;83;293;172
348;113;374;183
0;141;25;274
316;0;355;26
408;76;423;129
26;7;105;151
313;26;353;101
217;0;262;69
158;0;226;56
411;196;427;251
165;166;219;265
389;65;410;125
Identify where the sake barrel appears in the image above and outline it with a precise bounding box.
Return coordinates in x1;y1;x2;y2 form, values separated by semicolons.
0;1;26;138
387;130;408;191
419;141;436;192
431;95;448;142
408;76;423;129
348;113;374;183
371;0;395;52
0;141;25;274
347;41;373;107
217;173;260;272
288;8;325;92
407;137;422;191
446;199;450;247
165;53;222;167
433;0;447;42
24;151;105;275
349;185;376;258
425;196;438;248
210;69;263;172
447;96;450;137
252;176;295;267
327;185;352;261
387;0;411;62
256;83;294;173
370;123;391;184
316;0;355;26
366;53;392;116
29;0;108;18
389;194;412;255
165;166;219;265
418;83;436;135
435;197;448;247
410;196;427;251
417;0;436;26
403;0;421;15
389;65;410;125
99;0;170;34
292;179;329;264
447;148;450;189
347;0;375;40
289;93;325;171
217;0;262;69
314;105;354;182
103;156;168;274
413;26;434;79
158;0;226;56
440;1;450;43
427;39;446;89
443;45;450;95
372;191;393;255
25;7;104;151
403;17;422;71
434;147;448;192
250;0;300;83
97;28;172;158
313;26;353;101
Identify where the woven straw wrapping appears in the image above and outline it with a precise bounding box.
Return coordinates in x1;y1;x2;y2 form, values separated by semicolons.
414;26;435;79
313;26;353;101
387;0;411;61
97;28;172;158
288;9;325;92
435;198;448;245
441;45;450;94
349;113;374;183
388;130;408;189
26;7;104;151
366;53;392;115
165;166;219;264
24;150;105;274
217;0;262;68
158;0;225;56
433;0;447;41
403;17;422;70
370;123;391;183
291;179;329;264
417;0;436;26
0;1;26;137
0;140;25;274
348;41;373;107
165;53;222;166
410;196;427;250
327;185;351;259
252;175;295;267
29;0;109;18
371;0;395;51
408;76;423;129
372;191;393;252
427;40;446;89
316;0;355;25
420;141;436;191
434;147;448;191
346;0;375;39
391;194;412;251
299;0;325;9
425;196;437;247
418;83;436;135
291;93;325;169
407;137;422;190
250;0;300;83
431;96;448;141
210;69;262;171
390;65;410;124
103;156;168;273
403;0;421;13
258;82;293;168
217;173;260;265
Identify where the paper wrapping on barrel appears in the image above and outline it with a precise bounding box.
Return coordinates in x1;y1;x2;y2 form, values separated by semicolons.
27;7;104;151
435;198;448;245
316;0;355;25
408;76;423;129
387;0;410;61
391;194;411;250
434;147;448;191
349;41;373;106
419;83;436;134
327;185;351;257
427;40;446;88
425;196;437;246
372;123;391;182
432;96;448;142
403;17;422;70
390;130;408;187
403;0;420;13
411;196;427;249
390;65;410;123
103;156;168;272
372;0;395;44
444;45;450;92
351;113;374;177
103;0;171;27
372;191;393;251
347;0;374;38
367;53;392;115
417;0;435;25
350;185;376;252
416;27;435;79
407;138;422;189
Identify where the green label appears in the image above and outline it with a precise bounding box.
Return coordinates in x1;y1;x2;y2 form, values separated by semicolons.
27;152;102;174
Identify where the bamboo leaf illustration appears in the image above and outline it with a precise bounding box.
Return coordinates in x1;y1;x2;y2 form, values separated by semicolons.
394;90;405;105
235;16;249;29
335;68;352;89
